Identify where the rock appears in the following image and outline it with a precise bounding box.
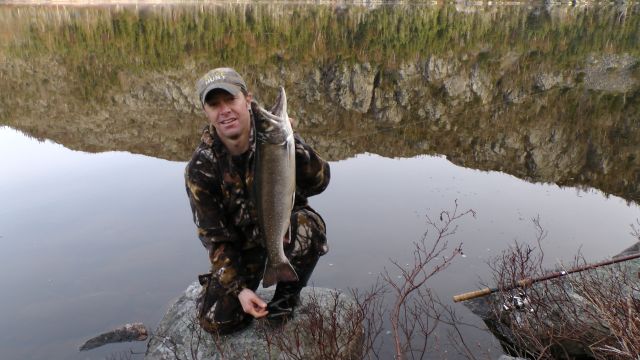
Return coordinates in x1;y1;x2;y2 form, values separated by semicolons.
471;65;492;103
80;323;148;351
582;53;638;93
464;252;640;359
302;68;323;104
327;63;377;113
425;55;459;82
397;61;419;80
372;86;403;124
145;283;363;360
534;71;564;91
443;73;471;100
503;87;526;104
616;241;640;257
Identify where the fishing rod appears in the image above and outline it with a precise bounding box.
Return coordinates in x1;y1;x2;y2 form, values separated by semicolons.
452;251;640;302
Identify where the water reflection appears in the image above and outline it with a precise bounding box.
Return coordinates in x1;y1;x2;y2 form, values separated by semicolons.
0;2;639;359
3;126;638;359
0;127;205;359
1;2;638;203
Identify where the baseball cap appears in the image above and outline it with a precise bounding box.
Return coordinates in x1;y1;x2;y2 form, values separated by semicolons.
196;67;248;106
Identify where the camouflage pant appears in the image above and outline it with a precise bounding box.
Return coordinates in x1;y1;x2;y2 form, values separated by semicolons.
197;207;328;334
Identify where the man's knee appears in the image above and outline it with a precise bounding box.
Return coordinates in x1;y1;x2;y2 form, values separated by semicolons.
197;288;251;334
289;208;328;259
197;275;252;335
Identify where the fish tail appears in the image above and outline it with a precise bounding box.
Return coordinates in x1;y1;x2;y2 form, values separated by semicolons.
262;261;299;288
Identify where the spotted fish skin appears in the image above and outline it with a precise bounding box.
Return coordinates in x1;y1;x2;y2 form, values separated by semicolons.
252;87;298;288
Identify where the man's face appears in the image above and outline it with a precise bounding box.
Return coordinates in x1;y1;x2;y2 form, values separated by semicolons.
203;89;252;143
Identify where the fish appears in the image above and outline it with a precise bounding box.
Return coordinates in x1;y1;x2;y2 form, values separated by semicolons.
252;86;299;288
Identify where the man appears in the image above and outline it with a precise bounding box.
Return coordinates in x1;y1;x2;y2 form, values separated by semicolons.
185;68;330;334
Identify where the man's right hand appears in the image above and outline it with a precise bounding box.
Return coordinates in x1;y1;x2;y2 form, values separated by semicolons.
238;289;268;318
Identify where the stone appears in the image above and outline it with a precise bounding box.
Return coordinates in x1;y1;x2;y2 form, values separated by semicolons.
425;55;459;82
464;245;640;359
80;323;148;351
327;63;377;113
582;53;638;93
145;283;363;360
503;87;526;104
443;73;471;101
534;71;563;91
471;65;492;104
397;61;419;80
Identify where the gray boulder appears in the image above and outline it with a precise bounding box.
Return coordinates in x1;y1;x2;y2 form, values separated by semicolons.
464;243;640;359
146;283;363;360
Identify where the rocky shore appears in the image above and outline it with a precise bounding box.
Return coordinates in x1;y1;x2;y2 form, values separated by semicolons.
145;283;363;360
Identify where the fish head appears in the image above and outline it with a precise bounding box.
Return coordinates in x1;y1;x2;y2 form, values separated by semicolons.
252;87;292;144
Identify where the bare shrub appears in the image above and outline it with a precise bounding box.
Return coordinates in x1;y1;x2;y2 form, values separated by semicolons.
484;218;640;360
146;202;476;360
380;201;475;360
571;263;640;359
150;313;253;360
257;289;368;360
631;219;640;242
350;280;387;360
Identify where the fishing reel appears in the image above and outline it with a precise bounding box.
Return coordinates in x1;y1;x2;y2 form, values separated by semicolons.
501;289;532;312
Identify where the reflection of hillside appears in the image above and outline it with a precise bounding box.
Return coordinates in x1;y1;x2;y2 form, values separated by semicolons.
0;3;639;203
304;87;640;204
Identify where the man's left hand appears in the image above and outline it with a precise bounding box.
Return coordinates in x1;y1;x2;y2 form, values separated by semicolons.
238;289;268;318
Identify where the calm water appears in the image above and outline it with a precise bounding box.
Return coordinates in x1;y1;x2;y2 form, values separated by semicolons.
1;2;639;359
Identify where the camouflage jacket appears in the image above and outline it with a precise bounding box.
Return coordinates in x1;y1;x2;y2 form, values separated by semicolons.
184;119;330;296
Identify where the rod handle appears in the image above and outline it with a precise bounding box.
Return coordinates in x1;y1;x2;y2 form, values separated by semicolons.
452;287;493;302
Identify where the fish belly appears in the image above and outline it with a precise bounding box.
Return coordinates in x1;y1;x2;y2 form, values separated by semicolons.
256;138;298;287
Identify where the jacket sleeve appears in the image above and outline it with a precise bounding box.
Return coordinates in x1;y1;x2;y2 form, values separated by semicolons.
184;149;247;296
294;133;331;198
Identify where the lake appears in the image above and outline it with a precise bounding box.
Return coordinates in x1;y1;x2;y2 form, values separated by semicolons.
0;2;639;359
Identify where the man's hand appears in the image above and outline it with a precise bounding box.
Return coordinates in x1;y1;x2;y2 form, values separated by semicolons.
238;289;268;318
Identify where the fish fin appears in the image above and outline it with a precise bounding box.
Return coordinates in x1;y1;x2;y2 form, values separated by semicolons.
262;261;299;288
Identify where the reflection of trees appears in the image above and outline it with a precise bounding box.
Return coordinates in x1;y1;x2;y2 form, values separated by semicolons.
0;3;639;203
303;88;640;204
1;4;638;98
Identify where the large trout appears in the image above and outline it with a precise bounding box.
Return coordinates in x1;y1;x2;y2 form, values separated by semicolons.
252;87;299;288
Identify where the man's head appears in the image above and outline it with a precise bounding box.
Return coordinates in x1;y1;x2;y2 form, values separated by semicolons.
196;68;253;153
196;67;248;106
